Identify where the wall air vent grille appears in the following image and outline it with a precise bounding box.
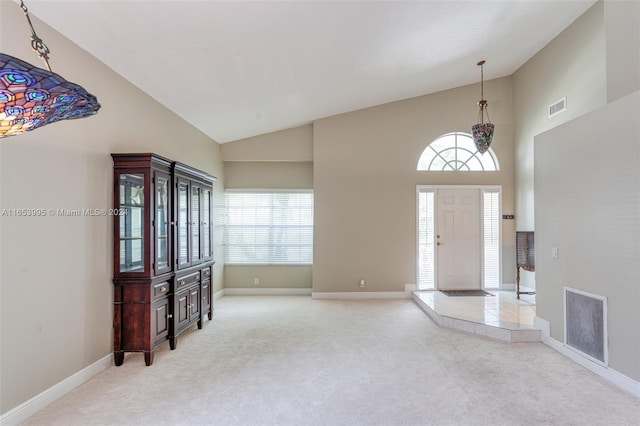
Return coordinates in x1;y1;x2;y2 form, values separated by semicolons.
564;287;608;366
548;97;567;118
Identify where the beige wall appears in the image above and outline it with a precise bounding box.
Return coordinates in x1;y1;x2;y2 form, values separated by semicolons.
0;2;223;414
515;0;640;381
224;265;312;290
313;78;515;293
224;161;313;189
512;1;607;290
222;125;314;289
513;0;607;232
223;79;517;294
221;124;313;162
534;91;639;381
605;0;640;103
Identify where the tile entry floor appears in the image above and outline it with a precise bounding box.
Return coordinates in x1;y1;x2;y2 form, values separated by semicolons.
413;290;541;342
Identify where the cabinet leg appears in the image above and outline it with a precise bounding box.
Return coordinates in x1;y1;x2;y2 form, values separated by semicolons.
197;319;203;329
144;351;154;366
114;351;125;366
170;336;177;350
208;311;213;320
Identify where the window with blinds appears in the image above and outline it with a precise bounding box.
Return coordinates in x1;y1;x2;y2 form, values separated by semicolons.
417;190;435;290
482;190;501;289
225;191;313;265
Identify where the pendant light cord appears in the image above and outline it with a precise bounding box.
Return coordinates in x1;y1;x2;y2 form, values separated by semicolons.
20;0;52;71
476;60;490;124
480;61;484;101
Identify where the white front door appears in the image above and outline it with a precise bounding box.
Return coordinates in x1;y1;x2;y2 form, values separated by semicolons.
436;188;480;290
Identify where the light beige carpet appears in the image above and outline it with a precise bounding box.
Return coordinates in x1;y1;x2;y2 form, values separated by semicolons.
22;296;640;426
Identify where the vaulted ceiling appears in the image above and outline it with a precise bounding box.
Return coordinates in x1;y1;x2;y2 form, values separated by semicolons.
22;0;596;143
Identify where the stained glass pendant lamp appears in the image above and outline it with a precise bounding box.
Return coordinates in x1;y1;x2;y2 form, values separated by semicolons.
0;0;100;139
471;60;494;154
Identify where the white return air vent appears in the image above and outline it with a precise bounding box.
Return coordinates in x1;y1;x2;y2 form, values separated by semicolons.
548;97;567;118
564;287;608;366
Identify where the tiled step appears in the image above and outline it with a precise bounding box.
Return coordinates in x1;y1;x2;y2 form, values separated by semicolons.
412;291;541;343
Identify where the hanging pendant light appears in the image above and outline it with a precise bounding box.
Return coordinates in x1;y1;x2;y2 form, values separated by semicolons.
0;1;100;139
471;60;494;154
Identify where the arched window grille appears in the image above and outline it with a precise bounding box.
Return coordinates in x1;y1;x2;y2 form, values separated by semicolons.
417;132;500;171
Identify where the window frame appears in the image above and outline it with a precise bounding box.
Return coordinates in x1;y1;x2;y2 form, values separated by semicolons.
224;189;314;265
417;132;500;171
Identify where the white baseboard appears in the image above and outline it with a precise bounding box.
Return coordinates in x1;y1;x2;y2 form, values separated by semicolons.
223;287;312;296
221;287;414;299
536;316;640;398
0;353;113;426
312;291;409;299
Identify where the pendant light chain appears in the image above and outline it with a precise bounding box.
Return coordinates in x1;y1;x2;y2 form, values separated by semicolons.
476;60;491;125
480;60;484;101
20;0;51;71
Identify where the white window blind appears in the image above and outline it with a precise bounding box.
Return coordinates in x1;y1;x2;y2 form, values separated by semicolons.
483;190;501;289
225;191;313;264
417;189;435;290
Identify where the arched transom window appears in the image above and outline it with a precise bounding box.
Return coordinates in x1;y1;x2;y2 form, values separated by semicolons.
417;132;500;171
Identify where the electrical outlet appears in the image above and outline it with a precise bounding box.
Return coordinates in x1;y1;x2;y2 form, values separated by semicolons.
359;279;365;288
552;247;558;258
254;278;259;285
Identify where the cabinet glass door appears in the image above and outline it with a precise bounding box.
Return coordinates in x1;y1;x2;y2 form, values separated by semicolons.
202;188;212;259
155;172;170;273
177;181;190;268
119;173;145;273
191;185;201;262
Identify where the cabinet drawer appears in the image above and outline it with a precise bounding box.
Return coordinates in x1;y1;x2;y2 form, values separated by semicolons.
153;282;170;299
175;272;200;290
201;266;211;280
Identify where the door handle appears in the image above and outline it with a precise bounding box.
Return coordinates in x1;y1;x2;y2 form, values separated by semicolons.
437;242;444;246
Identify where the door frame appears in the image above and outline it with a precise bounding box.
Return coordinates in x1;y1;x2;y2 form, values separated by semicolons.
416;185;502;290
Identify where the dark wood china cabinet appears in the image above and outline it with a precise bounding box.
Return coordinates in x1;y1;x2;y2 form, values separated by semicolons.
516;231;535;300
112;153;216;366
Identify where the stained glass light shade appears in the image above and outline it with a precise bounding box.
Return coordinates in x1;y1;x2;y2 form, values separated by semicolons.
471;122;494;154
0;52;100;138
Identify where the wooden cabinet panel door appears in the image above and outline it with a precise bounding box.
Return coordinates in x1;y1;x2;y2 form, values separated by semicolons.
152;298;169;344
